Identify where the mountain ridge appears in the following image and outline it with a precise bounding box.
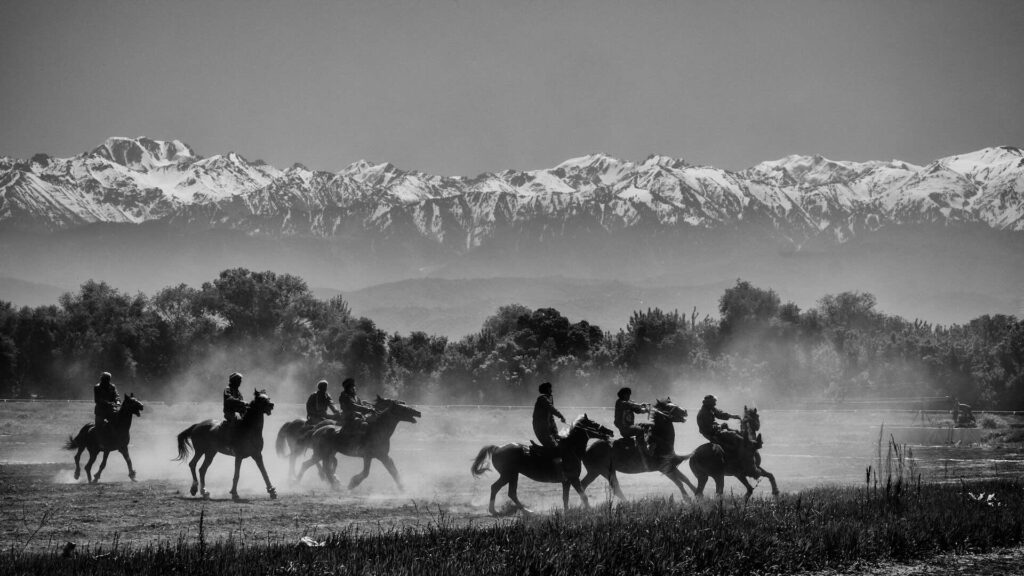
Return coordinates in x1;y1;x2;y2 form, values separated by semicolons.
2;138;1022;246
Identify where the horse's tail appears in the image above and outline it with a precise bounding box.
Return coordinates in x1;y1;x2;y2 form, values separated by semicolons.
174;424;197;462
275;423;291;457
471;445;499;477
63;424;90;451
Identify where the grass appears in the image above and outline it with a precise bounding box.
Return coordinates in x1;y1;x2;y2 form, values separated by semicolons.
5;478;1024;576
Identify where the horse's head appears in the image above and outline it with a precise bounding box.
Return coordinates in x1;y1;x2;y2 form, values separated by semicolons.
571;413;613;441
652;397;687;423
374;395;421;424
121;393;144;417
252;388;274;415
741;406;762;447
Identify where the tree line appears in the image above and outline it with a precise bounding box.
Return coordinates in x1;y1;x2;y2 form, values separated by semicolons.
1;269;1022;408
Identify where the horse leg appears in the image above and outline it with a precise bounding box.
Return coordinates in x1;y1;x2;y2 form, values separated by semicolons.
737;475;756;501
119;447;136;481
73;446;84;480
693;471;708;499
230;456;243;500
757;466;779;497
569;477;590;510
664;469;695;501
188;452;202;496
198;451;215;499
348;457;372;490
507;474;531;514
84;449;98;484
713;473;725;498
252;453;277;499
380;455;404;492
296;454;318;483
93;450;111;483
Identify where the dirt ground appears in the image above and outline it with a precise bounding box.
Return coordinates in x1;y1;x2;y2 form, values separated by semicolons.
3;401;1024;558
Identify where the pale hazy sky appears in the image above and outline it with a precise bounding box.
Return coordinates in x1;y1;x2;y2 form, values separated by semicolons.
2;0;1022;175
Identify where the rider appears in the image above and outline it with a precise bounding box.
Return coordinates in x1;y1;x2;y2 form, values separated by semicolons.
533;381;566;450
339;378;376;430
93;372;120;434
951;396;975;427
696;394;741;451
614;387;652;459
306;380;340;424
223;372;247;422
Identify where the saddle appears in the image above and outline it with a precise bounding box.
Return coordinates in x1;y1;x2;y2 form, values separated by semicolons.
527;441;562;461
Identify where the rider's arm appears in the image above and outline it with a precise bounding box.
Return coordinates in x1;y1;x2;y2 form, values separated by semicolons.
629;400;647;414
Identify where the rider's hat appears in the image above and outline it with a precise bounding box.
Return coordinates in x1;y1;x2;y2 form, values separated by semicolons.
342;378;356;390
229;372;243;386
99;372;112;384
538;382;553;394
317;380;328;391
702;394;717;405
617;387;632;400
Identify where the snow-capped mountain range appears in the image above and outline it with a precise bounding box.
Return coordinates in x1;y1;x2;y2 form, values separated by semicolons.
2;137;1022;248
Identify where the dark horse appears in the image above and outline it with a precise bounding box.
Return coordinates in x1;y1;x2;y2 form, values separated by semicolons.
275;415;342;480
174;389;278;501
581;397;697;500
689;406;779;499
63;393;144;483
471;414;613;515
296;396;422;490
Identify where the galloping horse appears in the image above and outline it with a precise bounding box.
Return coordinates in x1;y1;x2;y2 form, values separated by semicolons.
174;389;278;501
275;415;341;480
581;397;697;499
689;406;779;499
471;414;613;515
296;396;421;490
64;393;144;483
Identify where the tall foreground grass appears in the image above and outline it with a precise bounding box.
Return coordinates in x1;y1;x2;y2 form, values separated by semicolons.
7;479;1024;576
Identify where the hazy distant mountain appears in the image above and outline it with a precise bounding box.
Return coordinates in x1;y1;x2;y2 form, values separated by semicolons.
3;137;1022;242
1;138;1022;332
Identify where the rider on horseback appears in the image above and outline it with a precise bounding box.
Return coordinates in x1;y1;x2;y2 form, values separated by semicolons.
306;380;340;425
614;387;652;461
93;372;119;434
339;378;376;429
223;373;247;421
533;382;568;478
696;395;742;453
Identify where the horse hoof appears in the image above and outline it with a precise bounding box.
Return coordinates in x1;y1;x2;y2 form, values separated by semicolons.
129;472;137;481
73;472;80;480
201;490;210;500
190;485;198;496
230;492;241;502
268;488;277;500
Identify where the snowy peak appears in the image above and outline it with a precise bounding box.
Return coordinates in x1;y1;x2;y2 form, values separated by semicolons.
91;137;196;171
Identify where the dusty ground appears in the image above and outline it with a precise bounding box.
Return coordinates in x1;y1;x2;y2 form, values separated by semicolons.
3;401;1023;562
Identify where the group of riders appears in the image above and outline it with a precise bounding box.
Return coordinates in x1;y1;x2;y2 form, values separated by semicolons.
532;381;745;467
93;371;747;459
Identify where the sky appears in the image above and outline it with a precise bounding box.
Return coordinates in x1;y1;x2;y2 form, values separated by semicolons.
1;0;1022;175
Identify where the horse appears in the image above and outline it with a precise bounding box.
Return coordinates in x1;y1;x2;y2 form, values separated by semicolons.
688;406;779;500
295;396;422;490
174;388;278;501
471;414;614;515
581;397;697;500
275;414;342;480
63;393;144;484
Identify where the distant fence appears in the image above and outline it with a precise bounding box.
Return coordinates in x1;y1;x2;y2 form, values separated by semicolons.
0;398;1020;415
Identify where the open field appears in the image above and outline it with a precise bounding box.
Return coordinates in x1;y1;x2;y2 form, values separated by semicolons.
3;400;1024;573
